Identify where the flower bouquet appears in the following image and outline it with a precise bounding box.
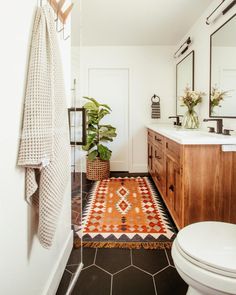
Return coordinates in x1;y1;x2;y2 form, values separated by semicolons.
179;87;205;129
210;87;229;114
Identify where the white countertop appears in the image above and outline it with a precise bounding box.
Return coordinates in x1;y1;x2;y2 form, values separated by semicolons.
147;124;236;145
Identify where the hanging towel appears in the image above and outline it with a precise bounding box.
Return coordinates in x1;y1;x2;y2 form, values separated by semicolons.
18;6;70;248
151;95;161;119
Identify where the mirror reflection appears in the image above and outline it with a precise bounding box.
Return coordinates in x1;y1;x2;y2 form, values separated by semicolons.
176;51;194;116
210;14;236;118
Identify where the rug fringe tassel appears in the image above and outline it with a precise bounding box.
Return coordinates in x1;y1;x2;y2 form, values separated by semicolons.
74;239;172;250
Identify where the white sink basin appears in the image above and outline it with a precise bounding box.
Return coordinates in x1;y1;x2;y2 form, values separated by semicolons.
147;124;236;145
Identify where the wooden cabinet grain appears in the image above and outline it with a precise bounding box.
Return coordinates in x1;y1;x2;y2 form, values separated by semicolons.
147;128;236;229
166;155;182;226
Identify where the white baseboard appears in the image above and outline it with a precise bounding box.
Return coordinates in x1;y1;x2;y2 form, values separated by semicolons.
43;230;74;295
129;164;148;173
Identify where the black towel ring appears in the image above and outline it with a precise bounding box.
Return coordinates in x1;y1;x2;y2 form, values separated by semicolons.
151;94;160;103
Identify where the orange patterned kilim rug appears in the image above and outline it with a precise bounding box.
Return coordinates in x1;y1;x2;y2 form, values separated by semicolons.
75;177;176;249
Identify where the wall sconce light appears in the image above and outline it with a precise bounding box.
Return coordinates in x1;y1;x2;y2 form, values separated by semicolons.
174;37;192;59
206;0;236;25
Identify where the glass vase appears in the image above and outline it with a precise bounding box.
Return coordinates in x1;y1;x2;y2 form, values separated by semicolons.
183;109;199;129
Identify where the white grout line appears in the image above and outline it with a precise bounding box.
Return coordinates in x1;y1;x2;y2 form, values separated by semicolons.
95;264;113;276
67;263;80;267
93;248;98;264
164;248;171;266
82;264;93;271
112;265;132;276
130;249;133;265
133;265;153;276
152;276;158;295
153;265;169;276
65;269;74;276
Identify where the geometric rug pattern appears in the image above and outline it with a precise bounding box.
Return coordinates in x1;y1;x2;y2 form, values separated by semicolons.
75;177;176;249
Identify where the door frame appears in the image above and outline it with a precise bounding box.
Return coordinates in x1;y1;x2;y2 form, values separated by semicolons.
86;66;132;172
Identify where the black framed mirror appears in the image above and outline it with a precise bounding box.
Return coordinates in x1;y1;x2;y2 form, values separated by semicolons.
176;51;194;116
210;14;236;118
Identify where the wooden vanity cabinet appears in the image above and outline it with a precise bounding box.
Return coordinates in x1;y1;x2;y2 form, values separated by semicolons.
147;128;236;229
166;155;182;225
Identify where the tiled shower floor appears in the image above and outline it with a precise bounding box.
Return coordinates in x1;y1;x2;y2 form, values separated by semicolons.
56;173;188;295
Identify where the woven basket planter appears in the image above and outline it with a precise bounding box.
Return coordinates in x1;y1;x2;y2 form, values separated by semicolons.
86;157;110;180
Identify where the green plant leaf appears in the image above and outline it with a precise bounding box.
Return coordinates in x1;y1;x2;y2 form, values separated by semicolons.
82;142;95;151
98;109;110;121
84;102;98;111
98;144;112;161
82;133;97;151
87;109;98;115
88;133;97;142
100;136;114;142
99;129;117;138
87;125;97;132
88;118;98;125
82;97;116;160
99;124;114;128
83;96;101;107
84;96;112;111
87;150;98;161
99;103;111;111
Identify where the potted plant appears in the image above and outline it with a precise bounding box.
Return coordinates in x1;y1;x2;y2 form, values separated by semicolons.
82;97;117;180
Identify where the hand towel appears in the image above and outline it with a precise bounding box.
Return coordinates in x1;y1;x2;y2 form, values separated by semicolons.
18;6;70;248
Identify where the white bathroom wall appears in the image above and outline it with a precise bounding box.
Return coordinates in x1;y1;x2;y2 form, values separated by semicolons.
78;46;175;172
175;0;236;131
0;1;72;295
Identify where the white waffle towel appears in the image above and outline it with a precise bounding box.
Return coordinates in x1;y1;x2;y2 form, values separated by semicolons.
18;6;70;248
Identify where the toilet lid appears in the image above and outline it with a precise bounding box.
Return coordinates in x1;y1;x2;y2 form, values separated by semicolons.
177;222;236;275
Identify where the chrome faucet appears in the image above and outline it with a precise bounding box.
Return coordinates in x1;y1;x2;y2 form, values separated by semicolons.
169;115;183;126
203;118;223;134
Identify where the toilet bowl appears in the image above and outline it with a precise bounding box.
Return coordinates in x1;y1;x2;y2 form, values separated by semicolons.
171;222;236;295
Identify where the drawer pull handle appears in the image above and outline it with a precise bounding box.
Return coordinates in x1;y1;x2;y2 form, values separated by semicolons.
149;155;152;159
156;174;161;181
155;136;162;142
154;151;161;160
169;184;174;192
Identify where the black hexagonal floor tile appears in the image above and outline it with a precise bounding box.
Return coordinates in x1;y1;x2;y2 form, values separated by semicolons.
113;266;155;295
66;264;80;274
67;248;82;266
56;270;72;295
71;265;111;295
132;249;168;274
154;266;188;295
96;248;131;274
166;249;174;266
83;248;96;267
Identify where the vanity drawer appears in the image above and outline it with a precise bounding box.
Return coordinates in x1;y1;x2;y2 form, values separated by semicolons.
166;138;180;162
148;129;154;142
153;162;166;196
153;145;164;166
153;132;164;147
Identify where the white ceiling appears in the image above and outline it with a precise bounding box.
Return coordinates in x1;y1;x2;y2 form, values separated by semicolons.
72;0;214;46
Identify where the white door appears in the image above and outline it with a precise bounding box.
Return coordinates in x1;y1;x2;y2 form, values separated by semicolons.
88;68;129;171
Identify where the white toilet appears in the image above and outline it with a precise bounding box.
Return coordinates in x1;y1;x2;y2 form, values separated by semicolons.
171;221;236;295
